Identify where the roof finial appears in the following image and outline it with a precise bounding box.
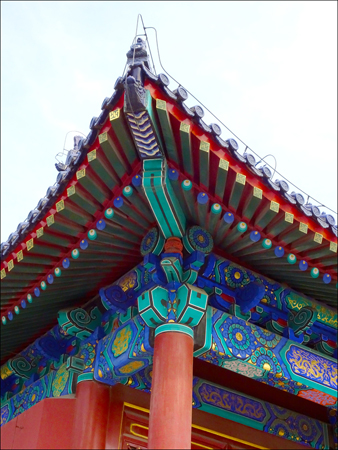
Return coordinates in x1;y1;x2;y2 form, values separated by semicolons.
126;37;150;70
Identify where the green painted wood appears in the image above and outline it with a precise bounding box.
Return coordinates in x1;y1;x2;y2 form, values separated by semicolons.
47;216;85;237
122;186;154;223
76;170;110;205
208;204;222;235
181;180;196;223
99;131;129;179
219;223;247;250
115;197;151;228
241;186;262;221
95;219;140;243
179;123;193;177
199;141;210;189
38;232;73;248
228;173;246;212
214;158;229;201
87;149;119;191
155;99;179;164
66;185;100;216
109;109;138;165
254;200;280;230
225;231;261;254
233;240;272;258
104;209;147;234
143;159;186;238
26;244;62;257
214;213;234;245
278;222;309;246
57;200;93;227
265;212;295;237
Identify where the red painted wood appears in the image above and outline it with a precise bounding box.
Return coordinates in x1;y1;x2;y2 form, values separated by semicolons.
71;380;110;449
148;330;194;449
1;397;75;450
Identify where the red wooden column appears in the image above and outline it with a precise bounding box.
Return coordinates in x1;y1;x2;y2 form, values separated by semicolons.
71;380;110;449
148;324;194;449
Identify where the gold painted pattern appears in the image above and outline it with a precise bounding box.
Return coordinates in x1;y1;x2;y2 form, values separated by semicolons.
200;141;210;152
180;122;190;133
26;239;34;251
119;360;144;374
52;363;69;397
0;364;13;380
236;173;246;185
1;269;6;279
17;250;23;262
112;325;132;357
87;149;97;162
99;132;108;144
199;383;266;421
36;227;44;238
330;242;337;253
314;233;323;244
56;200;64;212
76;168;86;180
286;293;337;328
156;99;166;110
286;345;337;390
270;201;279;213
46;215;54;227
109;109;120;120
253;187;262;199
118;272;137;292
299;222;308;233
67;185;75;197
7;260;14;272
219;159;229;170
285;212;294;223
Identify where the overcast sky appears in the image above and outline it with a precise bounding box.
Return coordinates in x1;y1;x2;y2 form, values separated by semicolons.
1;1;337;243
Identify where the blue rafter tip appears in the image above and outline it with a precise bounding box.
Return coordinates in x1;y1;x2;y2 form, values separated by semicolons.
274;246;284;257
113;197;124;208
197;192;209;204
96;219;106;231
80;239;89;250
223;212;234;224
34;287;40;297
132;174;142;187
62;258;70;269
168;169;179;181
250;231;261;242
299;260;308;271
323;273;331;284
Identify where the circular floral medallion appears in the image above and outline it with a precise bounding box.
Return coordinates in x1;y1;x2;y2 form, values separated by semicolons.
140;227;164;256
221;316;256;359
183;226;214;254
251;347;282;374
224;264;252;288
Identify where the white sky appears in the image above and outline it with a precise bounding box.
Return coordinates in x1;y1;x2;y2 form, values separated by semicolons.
1;1;337;243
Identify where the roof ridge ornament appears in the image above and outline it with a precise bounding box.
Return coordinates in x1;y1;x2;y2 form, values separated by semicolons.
126;37;151;70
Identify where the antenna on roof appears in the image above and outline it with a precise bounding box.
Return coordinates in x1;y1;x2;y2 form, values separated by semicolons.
55;131;86;172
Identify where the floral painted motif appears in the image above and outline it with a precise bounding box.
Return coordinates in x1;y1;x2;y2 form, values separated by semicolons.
251;347;282;375
223;264;252;289
298;389;338;406
220;316;256;359
111;325;132;357
52;363;69;397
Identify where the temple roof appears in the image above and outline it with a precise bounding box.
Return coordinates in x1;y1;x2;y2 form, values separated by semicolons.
1;40;337;362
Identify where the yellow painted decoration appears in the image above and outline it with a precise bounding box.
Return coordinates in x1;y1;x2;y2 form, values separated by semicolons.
87;149;97;162
26;239;34;251
67;185;76;197
109;109;120;121
46;215;54;227
270;201;279;213
235;332;243;342
119;360;144;374
299;222;308;233
200;141;210;152
76;168;86;180
8;260;14;272
17;250;23;262
253;186;262;199
314;232;323;244
56;200;64;212
236;173;246;185
234;271;241;280
286;292;337;328
219;159;229;170
285;212;294;223
180;122;190;133
36;227;44;238
112;325;132;357
329;241;337;253
0;269;6;279
263;363;271;371
156;99;166;110
0;364;13;380
118;272;137;292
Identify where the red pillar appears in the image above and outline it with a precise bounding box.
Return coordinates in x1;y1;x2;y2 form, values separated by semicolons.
148;327;194;449
71;380;110;449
